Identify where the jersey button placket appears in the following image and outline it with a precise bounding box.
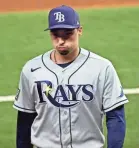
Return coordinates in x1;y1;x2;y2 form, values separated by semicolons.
64;111;68;115
64;128;70;134
60;71;65;83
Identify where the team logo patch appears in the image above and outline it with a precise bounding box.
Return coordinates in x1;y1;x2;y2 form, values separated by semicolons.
54;12;65;22
15;88;20;101
118;86;124;98
35;80;94;108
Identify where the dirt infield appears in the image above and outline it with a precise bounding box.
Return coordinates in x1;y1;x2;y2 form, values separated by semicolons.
0;0;139;12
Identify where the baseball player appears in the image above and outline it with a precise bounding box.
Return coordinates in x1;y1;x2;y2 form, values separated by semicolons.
13;5;129;148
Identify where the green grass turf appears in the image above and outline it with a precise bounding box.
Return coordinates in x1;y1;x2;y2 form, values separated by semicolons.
0;102;16;147
0;94;138;147
0;7;139;95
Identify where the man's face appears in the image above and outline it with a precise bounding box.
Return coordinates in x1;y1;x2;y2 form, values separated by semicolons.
50;27;82;55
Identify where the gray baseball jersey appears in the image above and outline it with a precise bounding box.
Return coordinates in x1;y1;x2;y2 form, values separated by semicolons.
13;48;128;148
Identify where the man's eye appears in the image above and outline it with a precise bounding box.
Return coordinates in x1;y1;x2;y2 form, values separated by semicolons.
66;31;73;35
66;33;72;36
53;33;58;37
52;31;74;39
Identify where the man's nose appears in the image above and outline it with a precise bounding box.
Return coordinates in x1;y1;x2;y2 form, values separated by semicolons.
58;37;65;45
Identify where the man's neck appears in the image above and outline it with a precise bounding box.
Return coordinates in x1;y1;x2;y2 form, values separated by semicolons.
52;48;80;64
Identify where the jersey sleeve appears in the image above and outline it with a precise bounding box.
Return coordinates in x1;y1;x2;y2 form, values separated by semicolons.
102;63;129;113
13;68;36;113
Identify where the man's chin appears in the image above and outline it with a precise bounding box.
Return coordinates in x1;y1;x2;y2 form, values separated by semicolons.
58;50;70;55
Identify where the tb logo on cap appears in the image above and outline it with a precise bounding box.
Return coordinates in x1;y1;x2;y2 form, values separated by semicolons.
54;12;65;22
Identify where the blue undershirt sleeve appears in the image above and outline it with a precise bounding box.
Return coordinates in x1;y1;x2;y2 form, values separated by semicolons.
106;105;126;148
16;111;37;148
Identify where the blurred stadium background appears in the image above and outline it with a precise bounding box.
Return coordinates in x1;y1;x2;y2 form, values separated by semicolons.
0;0;139;147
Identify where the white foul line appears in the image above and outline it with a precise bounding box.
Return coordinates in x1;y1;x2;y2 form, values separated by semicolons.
123;88;139;95
0;96;14;102
0;88;139;102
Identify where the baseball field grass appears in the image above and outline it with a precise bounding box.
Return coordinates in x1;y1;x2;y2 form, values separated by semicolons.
0;6;139;148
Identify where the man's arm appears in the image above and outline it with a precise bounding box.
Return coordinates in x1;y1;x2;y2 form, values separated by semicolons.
106;105;126;148
16;111;37;148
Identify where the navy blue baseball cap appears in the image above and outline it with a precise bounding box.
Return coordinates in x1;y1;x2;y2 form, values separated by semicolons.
44;5;80;31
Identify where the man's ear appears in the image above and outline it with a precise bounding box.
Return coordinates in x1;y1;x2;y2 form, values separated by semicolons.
78;26;83;36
